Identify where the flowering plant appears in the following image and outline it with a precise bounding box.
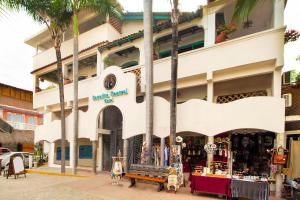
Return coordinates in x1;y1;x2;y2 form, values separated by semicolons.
285;29;300;44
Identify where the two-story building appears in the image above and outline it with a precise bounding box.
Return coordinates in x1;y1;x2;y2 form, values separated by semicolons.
0;83;43;152
27;0;286;195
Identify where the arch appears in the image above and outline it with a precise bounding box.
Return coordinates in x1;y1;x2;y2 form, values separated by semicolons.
121;61;139;69
97;105;124;171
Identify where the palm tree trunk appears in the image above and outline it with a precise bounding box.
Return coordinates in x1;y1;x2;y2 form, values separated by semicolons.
55;46;66;174
72;11;79;175
143;0;153;165
169;0;179;163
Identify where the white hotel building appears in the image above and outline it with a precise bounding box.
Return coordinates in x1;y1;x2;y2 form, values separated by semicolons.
26;0;286;191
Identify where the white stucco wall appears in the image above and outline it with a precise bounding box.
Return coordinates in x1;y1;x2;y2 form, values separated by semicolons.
35;66;285;144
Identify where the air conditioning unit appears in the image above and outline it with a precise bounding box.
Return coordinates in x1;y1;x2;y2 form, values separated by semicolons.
283;93;292;107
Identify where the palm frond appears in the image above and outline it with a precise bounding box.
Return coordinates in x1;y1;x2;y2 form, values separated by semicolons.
78;0;123;18
232;0;262;23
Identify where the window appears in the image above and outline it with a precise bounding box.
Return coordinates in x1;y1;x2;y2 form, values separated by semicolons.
79;145;92;159
7;113;24;123
28;116;37;125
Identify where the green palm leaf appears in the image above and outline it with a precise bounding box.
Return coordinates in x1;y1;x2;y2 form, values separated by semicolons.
232;0;263;23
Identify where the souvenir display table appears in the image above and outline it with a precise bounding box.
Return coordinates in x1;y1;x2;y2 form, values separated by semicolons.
231;179;269;200
190;174;231;199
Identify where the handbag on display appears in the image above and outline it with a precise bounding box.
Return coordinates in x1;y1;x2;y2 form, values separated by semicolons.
272;146;288;165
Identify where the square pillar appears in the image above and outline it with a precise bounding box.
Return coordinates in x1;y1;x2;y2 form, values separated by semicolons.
69;139;75;172
272;68;282;98
123;139;129;172
48;142;55;167
97;51;105;76
275;132;286;198
97;134;103;171
92;140;97;174
204;13;216;47
273;0;285;28
160;138;165;166
206;136;214;167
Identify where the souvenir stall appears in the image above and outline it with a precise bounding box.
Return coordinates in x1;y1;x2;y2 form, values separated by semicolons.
190;135;232;199
189;131;281;200
179;134;207;173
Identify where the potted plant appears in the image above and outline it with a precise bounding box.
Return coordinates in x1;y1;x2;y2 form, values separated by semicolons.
64;78;72;85
216;23;237;43
103;56;115;67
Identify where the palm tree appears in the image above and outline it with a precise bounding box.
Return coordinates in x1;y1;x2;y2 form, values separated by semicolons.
2;0;73;173
169;0;179;163
232;0;261;23
69;0;122;174
143;0;153;165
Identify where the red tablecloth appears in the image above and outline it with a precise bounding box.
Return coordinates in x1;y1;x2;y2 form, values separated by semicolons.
190;175;231;199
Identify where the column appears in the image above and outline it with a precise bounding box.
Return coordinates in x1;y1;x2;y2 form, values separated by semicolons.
97;134;103;171
48;142;55;167
206;136;214;167
273;0;285;28
206;72;214;167
69;139;75;170
160;138;165;166
97;51;105;76
275;132;286;198
62;64;69;80
136;40;145;65
92;140;97;174
123;139;129;172
34;75;40;92
204;12;216;47
272;68;282;98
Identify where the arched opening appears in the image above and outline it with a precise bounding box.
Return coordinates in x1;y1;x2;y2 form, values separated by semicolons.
104;46;140;69
127;134;144;166
224;129;276;177
98;105;123;171
175;132;208;173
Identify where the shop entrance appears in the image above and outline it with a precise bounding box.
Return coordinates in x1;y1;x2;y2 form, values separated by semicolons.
99;106;123;171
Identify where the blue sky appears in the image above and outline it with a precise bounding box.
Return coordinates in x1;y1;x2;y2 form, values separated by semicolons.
0;0;299;91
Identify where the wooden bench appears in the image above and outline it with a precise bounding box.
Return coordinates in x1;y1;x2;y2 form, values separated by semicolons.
125;164;168;192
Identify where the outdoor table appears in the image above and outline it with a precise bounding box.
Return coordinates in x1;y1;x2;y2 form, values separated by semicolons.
190;175;231;199
231;179;269;200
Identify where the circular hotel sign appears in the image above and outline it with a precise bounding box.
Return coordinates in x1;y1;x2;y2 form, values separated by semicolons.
104;74;116;90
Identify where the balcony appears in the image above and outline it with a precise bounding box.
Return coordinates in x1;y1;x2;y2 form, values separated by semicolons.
33;28;284;109
33;23;121;70
152;28;284;84
7;121;37;131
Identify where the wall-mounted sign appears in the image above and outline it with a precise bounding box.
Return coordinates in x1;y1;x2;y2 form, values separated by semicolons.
92;88;128;103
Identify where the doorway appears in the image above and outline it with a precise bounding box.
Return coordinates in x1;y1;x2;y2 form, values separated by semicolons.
98;106;123;171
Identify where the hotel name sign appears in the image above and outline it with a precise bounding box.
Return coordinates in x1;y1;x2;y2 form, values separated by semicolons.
92;88;128;103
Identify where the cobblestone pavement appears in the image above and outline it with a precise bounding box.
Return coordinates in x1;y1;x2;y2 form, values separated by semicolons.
0;171;220;200
0;170;283;200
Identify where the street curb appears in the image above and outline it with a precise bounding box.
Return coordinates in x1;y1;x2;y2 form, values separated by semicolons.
26;169;91;178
